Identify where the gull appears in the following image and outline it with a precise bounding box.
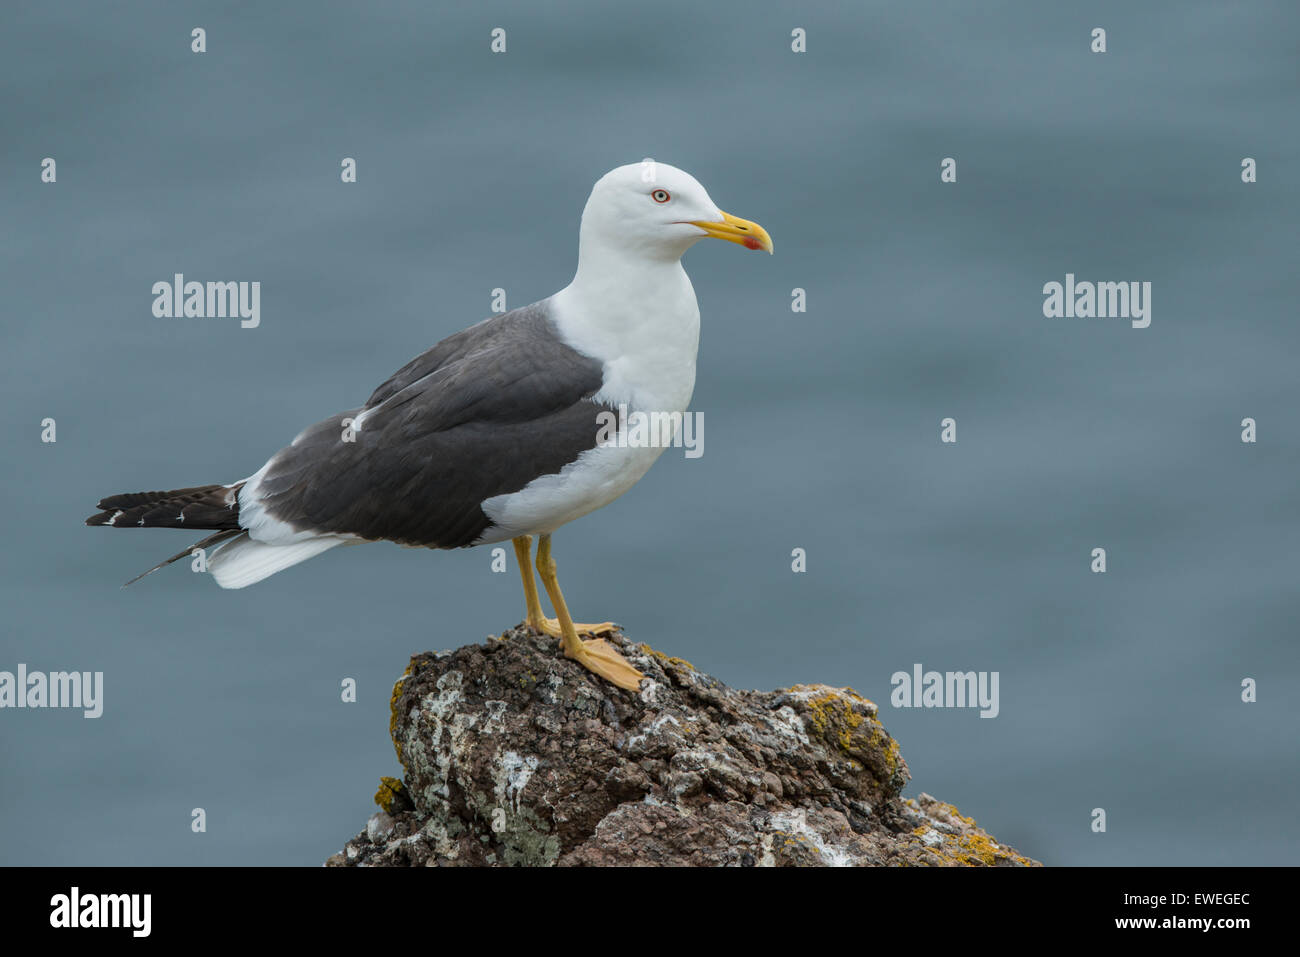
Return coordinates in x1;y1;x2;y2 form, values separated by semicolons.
87;162;773;691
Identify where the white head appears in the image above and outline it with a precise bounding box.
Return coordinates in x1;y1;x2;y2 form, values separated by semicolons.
577;161;773;265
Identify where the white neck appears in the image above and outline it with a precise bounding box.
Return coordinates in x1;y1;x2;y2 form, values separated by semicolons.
549;233;702;414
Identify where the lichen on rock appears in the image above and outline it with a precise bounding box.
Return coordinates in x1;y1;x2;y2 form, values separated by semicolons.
325;626;1039;867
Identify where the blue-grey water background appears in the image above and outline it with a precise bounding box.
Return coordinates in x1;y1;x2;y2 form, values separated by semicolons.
2;0;1297;866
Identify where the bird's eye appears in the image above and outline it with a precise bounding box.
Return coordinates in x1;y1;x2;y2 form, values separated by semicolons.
651;189;671;203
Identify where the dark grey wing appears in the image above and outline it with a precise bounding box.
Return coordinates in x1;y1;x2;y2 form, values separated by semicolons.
252;302;611;548
362;313;499;410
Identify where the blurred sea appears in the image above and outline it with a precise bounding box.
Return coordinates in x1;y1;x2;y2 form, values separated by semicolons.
1;0;1296;864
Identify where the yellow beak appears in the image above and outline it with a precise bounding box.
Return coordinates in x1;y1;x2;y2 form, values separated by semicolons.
688;210;774;254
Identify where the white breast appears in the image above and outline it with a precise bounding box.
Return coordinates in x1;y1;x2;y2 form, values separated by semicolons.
476;439;667;543
477;263;701;543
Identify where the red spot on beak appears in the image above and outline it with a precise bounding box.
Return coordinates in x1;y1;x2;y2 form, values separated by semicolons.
742;236;763;251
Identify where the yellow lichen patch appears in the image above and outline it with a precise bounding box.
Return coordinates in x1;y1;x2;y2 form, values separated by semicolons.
798;688;866;752
941;832;1036;867
638;643;696;672
373;776;406;813
770;831;816;860
915;807;1039;867
789;683;876;708
788;687;906;795
390;660;416;765
933;800;980;830
950;833;999;866
880;734;903;774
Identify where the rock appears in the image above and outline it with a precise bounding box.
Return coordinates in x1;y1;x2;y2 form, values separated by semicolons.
324;626;1040;867
365;811;395;844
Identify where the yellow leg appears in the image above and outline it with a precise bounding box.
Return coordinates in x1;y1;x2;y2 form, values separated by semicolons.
513;536;547;626
535;534;643;691
513;534;617;637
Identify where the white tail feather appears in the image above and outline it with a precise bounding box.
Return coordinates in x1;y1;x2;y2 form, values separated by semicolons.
208;534;348;589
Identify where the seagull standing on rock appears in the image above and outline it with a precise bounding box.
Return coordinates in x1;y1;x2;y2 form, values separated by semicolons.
87;161;773;691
